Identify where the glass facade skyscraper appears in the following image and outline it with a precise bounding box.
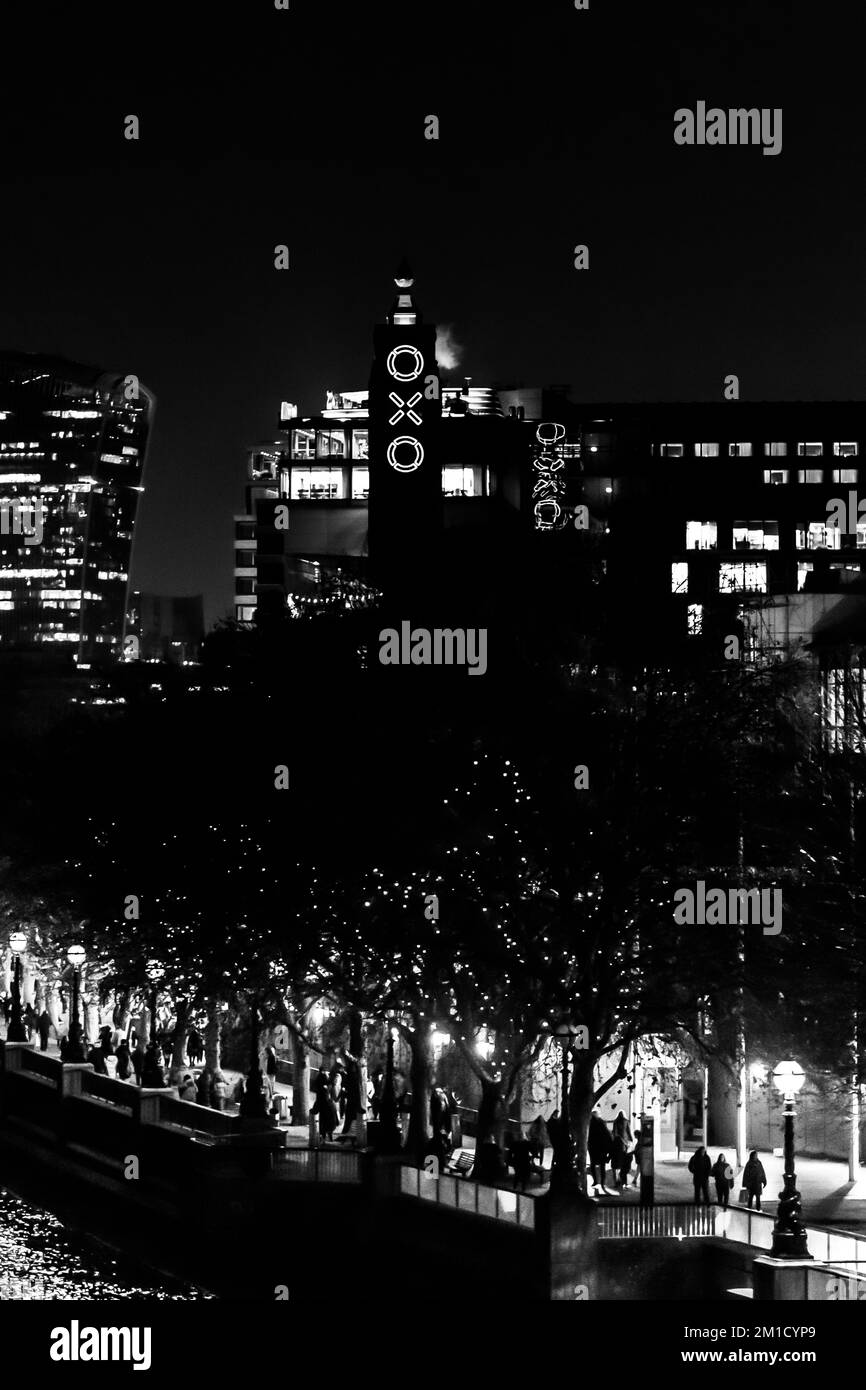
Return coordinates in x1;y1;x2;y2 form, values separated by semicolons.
0;352;154;664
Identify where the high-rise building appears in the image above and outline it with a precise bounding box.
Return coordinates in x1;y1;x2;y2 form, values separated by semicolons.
0;351;155;665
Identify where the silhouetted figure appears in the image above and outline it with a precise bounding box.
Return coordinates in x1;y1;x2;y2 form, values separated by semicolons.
688;1146;712;1205
37;1011;51;1051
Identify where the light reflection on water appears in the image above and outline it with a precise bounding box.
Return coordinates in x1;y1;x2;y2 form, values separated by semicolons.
0;1188;207;1300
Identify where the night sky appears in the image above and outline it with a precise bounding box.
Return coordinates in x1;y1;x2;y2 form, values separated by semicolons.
1;1;861;625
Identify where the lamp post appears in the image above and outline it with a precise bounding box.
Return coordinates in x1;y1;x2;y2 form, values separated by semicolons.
66;945;86;1062
240;999;269;1121
551;1021;580;1193
142;961;166;1088
7;932;28;1043
770;1060;811;1260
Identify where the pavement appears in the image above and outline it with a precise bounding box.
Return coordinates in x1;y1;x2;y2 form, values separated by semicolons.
23;1044;866;1232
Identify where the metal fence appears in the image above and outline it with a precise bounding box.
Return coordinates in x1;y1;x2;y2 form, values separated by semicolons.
400;1164;537;1230
598;1204;719;1239
272;1148;363;1184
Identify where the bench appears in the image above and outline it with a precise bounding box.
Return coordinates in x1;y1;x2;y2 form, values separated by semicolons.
444;1149;474;1178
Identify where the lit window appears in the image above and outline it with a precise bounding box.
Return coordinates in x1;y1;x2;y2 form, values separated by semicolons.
858;523;866;549
796;522;841;551
797;562;813;591
685;521;717;550
291;428;316;460
671;562;689;594
732;521;779;550
352;467;369;499
834;442;859;456
763;469;789;485
797;469;823;484
687;604;703;635
290;467;344;500
317;428;346;459
351;430;369;460
797;442;823;457
833;469;858;484
764;442;788;457
728;442;753;457
694;443;719;457
442;466;476;497
718;562;767;593
659;443;684;458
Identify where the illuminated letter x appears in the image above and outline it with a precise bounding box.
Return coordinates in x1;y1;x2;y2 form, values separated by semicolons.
389;391;422;426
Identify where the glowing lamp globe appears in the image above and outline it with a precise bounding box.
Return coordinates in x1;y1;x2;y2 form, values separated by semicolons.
772;1060;805;1097
9;932;26;955
67;945;86;969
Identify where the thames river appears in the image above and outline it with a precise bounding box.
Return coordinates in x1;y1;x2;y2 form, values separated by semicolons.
0;1188;207;1300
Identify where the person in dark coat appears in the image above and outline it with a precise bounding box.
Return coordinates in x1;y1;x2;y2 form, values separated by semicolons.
712;1153;733;1209
187;1029;204;1065
511;1133;533;1192
37;1011;51;1051
588;1113;613;1194
743;1151;768;1210
196;1069;212;1107
115;1040;131;1080
131;1041;145;1085
688;1145;712;1204
87;1044;108;1076
59;1035;69;1062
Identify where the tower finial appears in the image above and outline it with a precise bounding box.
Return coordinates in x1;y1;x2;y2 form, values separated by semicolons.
388;258;420;326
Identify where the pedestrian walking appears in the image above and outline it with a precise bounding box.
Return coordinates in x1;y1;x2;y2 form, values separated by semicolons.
743;1151;768;1210
588;1113;613;1194
527;1114;549;1167
37;1010;51;1051
712;1153;734;1208
211;1070;231;1111
688;1145;712;1205
131;1041;145;1084
187;1028;204;1066
630;1127;641;1187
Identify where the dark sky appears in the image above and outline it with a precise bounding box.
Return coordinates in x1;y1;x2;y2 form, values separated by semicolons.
1;1;862;625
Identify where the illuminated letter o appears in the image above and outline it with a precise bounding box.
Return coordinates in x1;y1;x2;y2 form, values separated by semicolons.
387;345;424;382
387;436;425;473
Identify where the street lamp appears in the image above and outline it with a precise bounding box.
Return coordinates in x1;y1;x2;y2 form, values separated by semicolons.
551;1021;581;1193
66;944;86;1062
7;932;27;1043
142;961;166;1088
770;1060;811;1260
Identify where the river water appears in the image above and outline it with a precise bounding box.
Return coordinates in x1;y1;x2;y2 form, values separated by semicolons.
0;1188;207;1300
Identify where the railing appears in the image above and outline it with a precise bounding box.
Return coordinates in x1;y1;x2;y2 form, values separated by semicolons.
599;1204;719;1239
272;1147;363;1184
81;1071;137;1110
159;1094;236;1137
20;1050;63;1082
600;1202;866;1270
400;1164;537;1231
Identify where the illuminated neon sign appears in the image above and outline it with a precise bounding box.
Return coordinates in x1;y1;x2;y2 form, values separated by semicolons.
531;421;567;529
386;344;425;472
387;436;425;473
